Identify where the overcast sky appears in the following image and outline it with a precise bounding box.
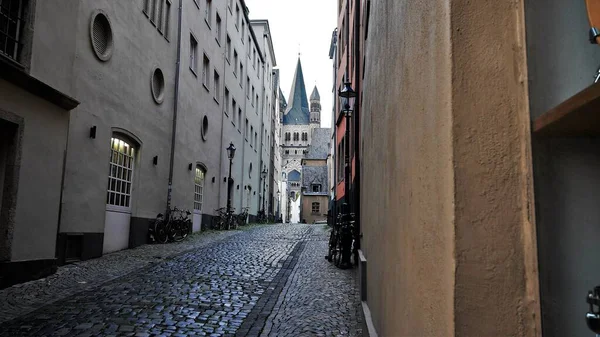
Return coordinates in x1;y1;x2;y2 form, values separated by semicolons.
245;0;337;128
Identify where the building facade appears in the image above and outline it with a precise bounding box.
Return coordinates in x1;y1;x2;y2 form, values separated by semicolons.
357;0;541;336
300;128;330;224
0;0;278;287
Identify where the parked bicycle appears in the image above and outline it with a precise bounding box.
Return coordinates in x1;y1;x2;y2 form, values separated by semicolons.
151;207;192;244
236;207;249;227
256;209;269;224
326;204;356;269
215;207;236;230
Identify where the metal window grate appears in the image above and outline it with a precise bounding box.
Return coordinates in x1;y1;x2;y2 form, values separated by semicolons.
106;137;135;208
0;0;24;62
312;202;320;214
194;166;205;211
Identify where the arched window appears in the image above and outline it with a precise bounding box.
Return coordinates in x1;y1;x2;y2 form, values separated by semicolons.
107;136;136;209
311;202;320;214
194;165;206;212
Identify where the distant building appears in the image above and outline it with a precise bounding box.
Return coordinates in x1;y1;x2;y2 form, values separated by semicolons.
301;128;330;224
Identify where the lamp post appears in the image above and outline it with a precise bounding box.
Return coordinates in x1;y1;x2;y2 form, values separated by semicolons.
277;190;281;221
226;142;236;217
261;168;267;216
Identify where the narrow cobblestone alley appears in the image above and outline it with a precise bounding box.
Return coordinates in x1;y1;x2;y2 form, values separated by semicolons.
0;225;361;337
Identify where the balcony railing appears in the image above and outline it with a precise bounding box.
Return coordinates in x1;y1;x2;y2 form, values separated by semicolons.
0;0;24;63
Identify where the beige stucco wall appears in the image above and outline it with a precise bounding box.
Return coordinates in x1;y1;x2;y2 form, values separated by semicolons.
360;0;540;336
301;195;328;224
0;79;69;261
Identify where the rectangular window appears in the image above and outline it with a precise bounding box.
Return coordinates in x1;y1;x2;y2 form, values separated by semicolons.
205;0;212;27
238;109;242;130
241;21;245;42
240;64;243;86
250;125;254;146
248;37;251;56
312;202;320;214
107;138;135;209
216;13;222;44
312;184;322;193
143;0;151;14
251;86;255;106
149;0;157;23
229;0;234;11
224;87;230;116
190;34;198;74
233;50;238;76
256;94;259;109
194;166;205;212
0;0;25;62
254;132;257;148
157;0;165;31
235;4;240;28
226;35;231;62
253;49;256;68
232;99;237;123
245;118;249;139
246;77;250;97
165;0;172;39
202;54;210;88
214;70;220;102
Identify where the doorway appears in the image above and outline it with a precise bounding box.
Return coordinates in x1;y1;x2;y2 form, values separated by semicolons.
193;164;205;232
0;118;20;262
103;136;136;254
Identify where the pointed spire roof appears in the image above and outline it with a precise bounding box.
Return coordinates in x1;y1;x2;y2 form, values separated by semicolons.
310;86;320;101
283;58;310;125
279;87;287;109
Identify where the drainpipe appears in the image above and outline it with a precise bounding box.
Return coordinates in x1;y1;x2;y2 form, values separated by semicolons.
218;6;230;211
353;0;361;254
166;0;184;212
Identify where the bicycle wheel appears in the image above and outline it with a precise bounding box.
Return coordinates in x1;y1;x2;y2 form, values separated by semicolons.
170;220;185;242
154;218;169;244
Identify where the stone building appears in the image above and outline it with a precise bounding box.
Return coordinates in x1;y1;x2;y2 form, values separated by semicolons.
300;128;330;224
0;0;278;287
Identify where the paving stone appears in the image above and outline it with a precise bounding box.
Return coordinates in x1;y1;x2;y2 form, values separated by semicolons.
0;224;361;336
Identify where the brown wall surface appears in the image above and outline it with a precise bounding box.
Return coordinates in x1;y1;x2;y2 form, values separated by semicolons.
360;1;455;335
301;195;328;224
360;0;540;336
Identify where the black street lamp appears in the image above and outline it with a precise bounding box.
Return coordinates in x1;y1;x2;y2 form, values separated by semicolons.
261;168;267;216
226;142;236;216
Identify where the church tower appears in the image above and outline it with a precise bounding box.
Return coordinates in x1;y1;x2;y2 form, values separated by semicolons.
310;86;321;133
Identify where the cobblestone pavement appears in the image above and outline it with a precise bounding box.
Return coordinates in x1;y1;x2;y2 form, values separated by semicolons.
0;224;361;337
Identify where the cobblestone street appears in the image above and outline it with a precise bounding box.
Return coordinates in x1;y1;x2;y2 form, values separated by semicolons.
0;224;362;337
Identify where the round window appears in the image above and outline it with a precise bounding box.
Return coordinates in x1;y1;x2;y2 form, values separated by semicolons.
151;68;165;104
90;11;113;62
201;115;209;141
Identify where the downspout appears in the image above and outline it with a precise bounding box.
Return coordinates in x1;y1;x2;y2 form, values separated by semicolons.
218;6;230;210
353;0;361;252
166;0;183;212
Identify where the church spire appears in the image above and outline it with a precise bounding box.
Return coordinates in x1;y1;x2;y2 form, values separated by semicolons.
283;57;310;125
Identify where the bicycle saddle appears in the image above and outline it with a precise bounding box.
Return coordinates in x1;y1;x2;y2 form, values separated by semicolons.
586;0;600;43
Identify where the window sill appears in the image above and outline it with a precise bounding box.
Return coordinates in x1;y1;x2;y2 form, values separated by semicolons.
214;97;219;104
142;9;149;18
190;67;198;77
205;19;212;29
233;72;237;78
226;58;230;65
232;121;236;127
194;0;200;9
235;24;239;31
238;129;242;134
203;83;210;92
215;38;221;47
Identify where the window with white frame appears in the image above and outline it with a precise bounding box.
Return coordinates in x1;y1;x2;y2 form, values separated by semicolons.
194;165;205;212
190;34;198;74
107;137;135;209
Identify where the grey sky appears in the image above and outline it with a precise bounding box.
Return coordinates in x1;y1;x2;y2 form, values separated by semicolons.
245;0;337;128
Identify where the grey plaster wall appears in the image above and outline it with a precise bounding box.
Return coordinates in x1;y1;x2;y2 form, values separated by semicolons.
0;79;69;261
32;0;177;234
526;1;600;336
